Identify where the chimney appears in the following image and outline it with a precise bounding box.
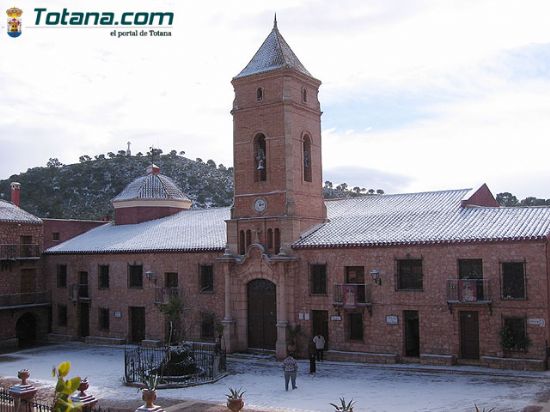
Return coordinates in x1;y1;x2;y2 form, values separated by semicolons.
10;182;21;207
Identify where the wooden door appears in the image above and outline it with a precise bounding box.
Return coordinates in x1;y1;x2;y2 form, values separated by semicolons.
312;310;329;347
404;310;420;357
130;306;146;343
247;279;276;349
460;311;479;359
79;303;90;338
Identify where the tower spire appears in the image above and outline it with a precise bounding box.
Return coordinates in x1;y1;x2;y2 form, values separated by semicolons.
273;13;277;29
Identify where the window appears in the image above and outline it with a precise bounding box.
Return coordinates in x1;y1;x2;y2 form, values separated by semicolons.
239;230;245;255
302;88;307;103
200;312;215;340
246;230;252;249
52;232;60;241
128;264;143;288
397;259;423;290
348;312;363;341
274;228;281;254
200;265;214;293
502;262;525;299
58;304;67;327
458;259;483;279
502;317;529;351
98;265;109;289
20;235;33;257
267;228;273;251
310;264;327;295
256;87;263;102
254;134;267;182
303;135;312;182
98;308;110;331
345;266;365;302
165;272;178;288
79;271;89;298
57;264;67;288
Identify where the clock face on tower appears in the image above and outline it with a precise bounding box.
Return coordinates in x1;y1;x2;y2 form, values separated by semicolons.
254;198;267;212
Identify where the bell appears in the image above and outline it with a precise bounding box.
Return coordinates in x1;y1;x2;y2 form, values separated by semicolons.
257;160;264;170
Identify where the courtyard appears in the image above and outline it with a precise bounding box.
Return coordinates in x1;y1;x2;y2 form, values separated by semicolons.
1;343;550;411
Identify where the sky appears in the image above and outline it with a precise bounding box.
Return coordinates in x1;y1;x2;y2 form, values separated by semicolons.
1;0;550;199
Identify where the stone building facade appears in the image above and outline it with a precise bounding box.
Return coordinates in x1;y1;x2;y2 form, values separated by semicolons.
43;20;550;370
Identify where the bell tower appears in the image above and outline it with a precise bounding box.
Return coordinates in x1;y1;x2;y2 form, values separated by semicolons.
226;17;326;256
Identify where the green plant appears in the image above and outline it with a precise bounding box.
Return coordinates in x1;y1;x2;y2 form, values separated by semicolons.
141;373;159;391
51;361;81;412
474;405;495;412
330;397;356;411
499;325;531;351
225;387;245;400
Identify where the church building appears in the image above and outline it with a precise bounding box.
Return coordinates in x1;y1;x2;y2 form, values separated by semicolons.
43;20;550;371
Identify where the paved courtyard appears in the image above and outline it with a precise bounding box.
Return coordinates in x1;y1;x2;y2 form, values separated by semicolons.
1;343;550;411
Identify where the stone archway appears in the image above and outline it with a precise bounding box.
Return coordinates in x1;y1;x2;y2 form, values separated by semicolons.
16;312;37;348
247;279;277;349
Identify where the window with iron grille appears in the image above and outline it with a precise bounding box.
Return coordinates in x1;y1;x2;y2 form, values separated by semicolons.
200;312;215;340
52;232;60;241
502;262;526;299
128;264;143;288
58;304;67;327
458;259;483;279
57;264;67;288
200;265;214;292
502;317;529;351
98;265;109;289
310;264;327;295
397;259;423;290
165;272;178;288
98;308;110;331
348;312;363;341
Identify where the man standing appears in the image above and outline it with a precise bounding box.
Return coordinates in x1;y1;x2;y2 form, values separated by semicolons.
282;353;298;391
313;333;326;361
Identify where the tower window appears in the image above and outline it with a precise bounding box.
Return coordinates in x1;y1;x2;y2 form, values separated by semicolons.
254;134;267;182
239;230;245;255
274;228;281;254
303;135;312;182
267;228;273;251
256;87;264;102
246;230;252;249
302;88;307;103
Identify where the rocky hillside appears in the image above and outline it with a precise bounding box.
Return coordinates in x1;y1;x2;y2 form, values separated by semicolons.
0;151;234;220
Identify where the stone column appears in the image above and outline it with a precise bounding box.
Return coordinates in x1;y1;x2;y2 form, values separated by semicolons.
9;369;37;412
221;261;236;353
275;265;288;359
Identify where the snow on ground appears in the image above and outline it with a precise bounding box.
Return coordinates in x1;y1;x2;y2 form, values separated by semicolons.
0;343;548;412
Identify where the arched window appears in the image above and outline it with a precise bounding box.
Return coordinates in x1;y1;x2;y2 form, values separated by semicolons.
267;228;273;251
246;230;252;249
303;135;312;182
256;87;263;102
239;230;245;255
274;228;281;254
302;88;307;103
254;134;267;182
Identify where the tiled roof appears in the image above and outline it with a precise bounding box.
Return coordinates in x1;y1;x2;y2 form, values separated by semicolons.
294;189;550;248
45;207;229;254
235;21;312;79
112;173;190;203
0;200;42;224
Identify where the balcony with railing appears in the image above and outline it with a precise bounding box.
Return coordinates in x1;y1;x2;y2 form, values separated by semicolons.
0;291;50;309
447;279;492;312
0;244;40;260
155;287;180;304
333;284;372;308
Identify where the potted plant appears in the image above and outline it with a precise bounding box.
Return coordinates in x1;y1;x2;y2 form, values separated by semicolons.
225;387;245;412
140;373;159;409
330;397;356;412
51;361;81;412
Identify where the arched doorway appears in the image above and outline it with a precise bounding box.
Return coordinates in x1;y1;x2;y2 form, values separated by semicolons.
16;312;37;348
247;279;276;349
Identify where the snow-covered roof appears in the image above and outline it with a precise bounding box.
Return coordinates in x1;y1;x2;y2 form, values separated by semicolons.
234;20;312;79
0;200;42;224
45;207;229;254
112;167;190;203
294;189;550;248
45;188;550;255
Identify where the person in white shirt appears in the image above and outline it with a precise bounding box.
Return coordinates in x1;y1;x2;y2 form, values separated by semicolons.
313;334;325;361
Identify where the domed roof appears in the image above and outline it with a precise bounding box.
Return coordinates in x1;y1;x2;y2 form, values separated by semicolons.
112;165;191;203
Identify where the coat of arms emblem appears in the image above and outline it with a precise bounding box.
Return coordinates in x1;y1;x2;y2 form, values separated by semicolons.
6;7;22;38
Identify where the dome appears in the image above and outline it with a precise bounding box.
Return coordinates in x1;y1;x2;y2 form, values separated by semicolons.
112;165;190;203
111;165;192;225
